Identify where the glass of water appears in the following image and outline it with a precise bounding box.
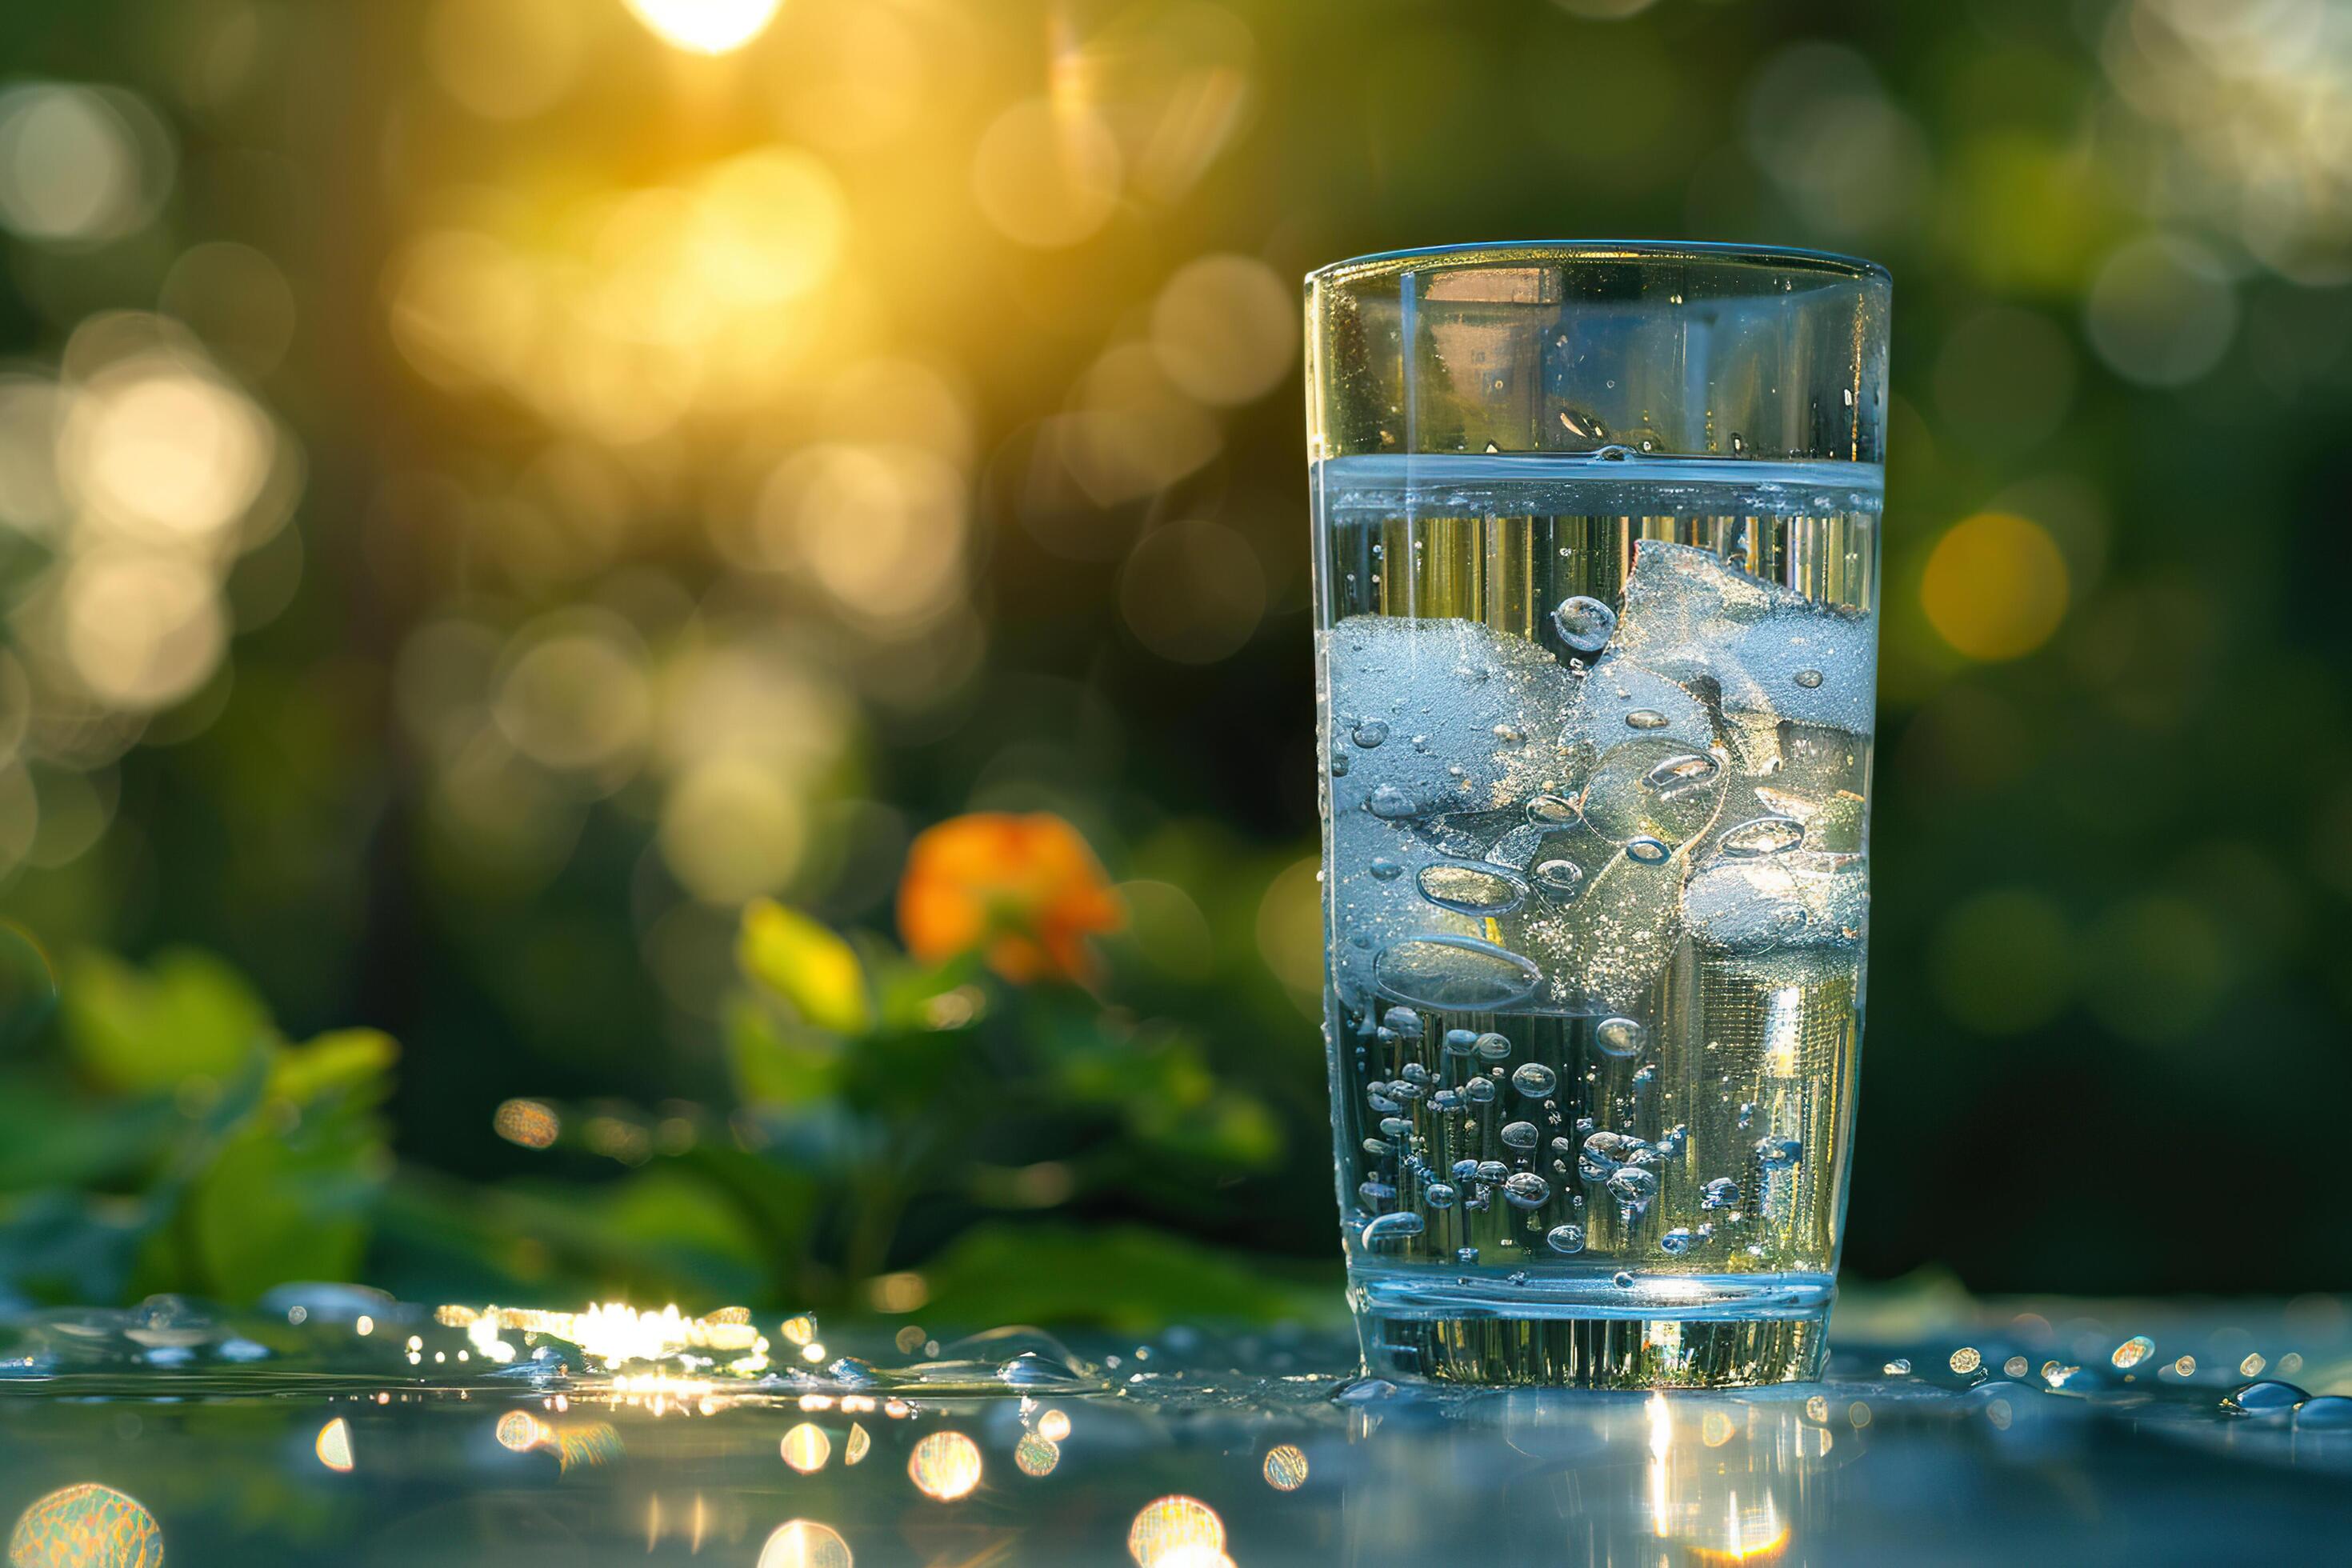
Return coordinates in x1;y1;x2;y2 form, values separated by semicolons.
1306;242;1890;1386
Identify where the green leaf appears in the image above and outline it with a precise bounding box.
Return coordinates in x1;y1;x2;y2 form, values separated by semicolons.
183;1119;380;1300
268;1029;396;1106
910;1222;1342;1331
62;947;276;1094
738;899;872;1034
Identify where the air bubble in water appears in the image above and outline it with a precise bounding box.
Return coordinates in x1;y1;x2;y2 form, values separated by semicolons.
1625;710;1668;730
1442;1029;1479;1056
1362;1213;1425;1249
1369;855;1402;881
1372;937;1541;1010
1502;1171;1550;1208
1416;862;1528;918
1720;817;1804;858
1701;1178;1740;1210
1352;719;1390;747
1606;1167;1657;1204
1526;793;1579;826
1474;1032;1513;1062
1550;596;1618;655
1642;753;1719;794
1475;1160;1510;1183
1533;859;1585;898
1367;786;1415;819
1425;1182;1458;1208
1625;838;1670;864
1462;1076;1497;1104
1330;754;1350;777
1793;669;1824;689
1594;1017;1646;1057
1382;1006;1422;1038
1500;1121;1539;1150
1612;1270;1634;1288
1661;1228;1692;1254
1510;1062;1558;1098
1546;1223;1586;1254
1755;1136;1802;1168
2112;1335;2154;1371
1595;444;1630;461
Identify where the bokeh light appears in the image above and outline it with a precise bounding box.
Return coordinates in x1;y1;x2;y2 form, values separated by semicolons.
314;1417;354;1471
58;552;226;710
493;1098;561;1149
1262;1443;1308;1490
0;83;170;246
757;1520;853;1568
622;0;781;56
780;1422;832;1474
1918;514;2070;662
1013;1432;1060;1476
971;99;1124;248
1150;255;1295;406
1741;45;1928;239
1128;1495;1226;1568
494;1410;547;1450
753;445;967;629
907;1430;982;1502
60;353;276;546
2084;234;2238;386
426;0;587;120
7;1483;162;1567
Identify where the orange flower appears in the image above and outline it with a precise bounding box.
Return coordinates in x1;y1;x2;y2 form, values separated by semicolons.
897;813;1124;986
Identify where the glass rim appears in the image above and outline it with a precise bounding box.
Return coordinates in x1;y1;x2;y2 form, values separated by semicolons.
1305;238;1890;290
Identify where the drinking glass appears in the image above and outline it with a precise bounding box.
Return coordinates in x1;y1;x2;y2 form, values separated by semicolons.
1306;242;1890;1386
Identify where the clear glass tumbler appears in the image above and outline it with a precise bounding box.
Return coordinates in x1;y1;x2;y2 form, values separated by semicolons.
1306;242;1890;1386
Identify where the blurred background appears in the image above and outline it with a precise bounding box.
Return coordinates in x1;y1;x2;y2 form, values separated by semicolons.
0;0;2348;1322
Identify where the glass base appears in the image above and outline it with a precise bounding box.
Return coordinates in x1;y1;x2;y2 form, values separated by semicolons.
1350;1267;1832;1388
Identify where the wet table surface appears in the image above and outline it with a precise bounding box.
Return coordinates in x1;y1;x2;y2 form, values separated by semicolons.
2;1289;2349;1566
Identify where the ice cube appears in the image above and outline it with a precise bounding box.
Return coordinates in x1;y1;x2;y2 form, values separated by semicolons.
1683;850;1867;955
1322;617;1578;1008
1515;817;1685;1015
1610;541;1875;737
1321;616;1579;820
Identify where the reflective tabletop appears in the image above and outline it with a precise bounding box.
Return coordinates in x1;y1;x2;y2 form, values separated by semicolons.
2;1289;2346;1565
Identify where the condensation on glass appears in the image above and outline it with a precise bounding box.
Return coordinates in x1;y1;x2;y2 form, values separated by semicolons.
1306;241;1890;1386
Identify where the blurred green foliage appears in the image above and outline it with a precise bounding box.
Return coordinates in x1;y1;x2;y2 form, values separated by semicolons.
0;938;392;1306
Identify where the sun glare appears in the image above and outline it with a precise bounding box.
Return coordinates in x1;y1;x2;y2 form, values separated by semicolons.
622;0;781;55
